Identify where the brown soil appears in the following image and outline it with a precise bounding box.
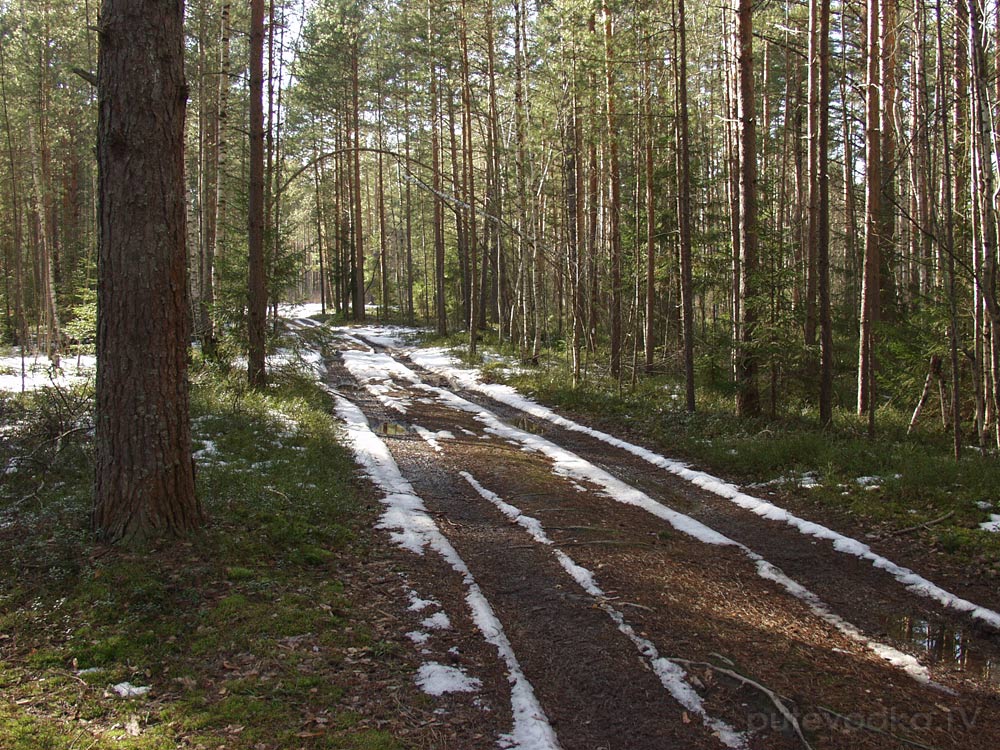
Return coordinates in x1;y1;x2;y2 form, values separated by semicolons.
328;334;1000;750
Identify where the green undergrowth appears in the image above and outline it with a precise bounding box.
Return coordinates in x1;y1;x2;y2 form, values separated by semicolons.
460;342;1000;569
0;356;403;750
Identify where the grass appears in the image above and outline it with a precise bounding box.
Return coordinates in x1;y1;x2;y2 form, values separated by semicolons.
440;333;1000;570
0;355;406;750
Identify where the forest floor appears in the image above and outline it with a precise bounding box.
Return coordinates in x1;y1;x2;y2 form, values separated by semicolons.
3;310;1000;749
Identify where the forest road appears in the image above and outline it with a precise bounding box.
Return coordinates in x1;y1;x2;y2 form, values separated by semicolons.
323;327;1000;750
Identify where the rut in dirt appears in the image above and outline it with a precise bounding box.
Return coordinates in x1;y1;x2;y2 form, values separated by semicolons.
319;324;1000;750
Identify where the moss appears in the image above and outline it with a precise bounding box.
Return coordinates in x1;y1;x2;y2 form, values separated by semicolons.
0;360;393;750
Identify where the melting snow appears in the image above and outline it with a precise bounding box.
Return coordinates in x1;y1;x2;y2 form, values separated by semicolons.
407;347;1000;633
354;352;941;684
421;611;452;630
980;515;1000;533
112;682;150;698
0;354;95;393
416;662;482;696
278;302;324;318
193;440;218;460
329;390;561;750
340;349;416;413
461;471;747;749
408;593;437;612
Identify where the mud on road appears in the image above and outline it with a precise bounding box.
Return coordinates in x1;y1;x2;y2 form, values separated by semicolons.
320;325;1000;750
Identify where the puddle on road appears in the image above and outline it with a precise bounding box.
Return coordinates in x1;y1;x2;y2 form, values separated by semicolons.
375;421;410;437
883;614;1000;684
514;416;545;434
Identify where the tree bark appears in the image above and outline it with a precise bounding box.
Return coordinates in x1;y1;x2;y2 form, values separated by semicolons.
247;0;267;386
428;0;446;335
604;1;623;378
459;0;478;355
858;0;881;433
94;0;204;543
817;0;833;425
643;57;656;375
734;0;760;417
351;42;365;322
198;0;220;353
676;0;696;412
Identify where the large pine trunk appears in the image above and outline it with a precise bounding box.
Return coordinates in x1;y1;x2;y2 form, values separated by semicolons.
94;0;203;543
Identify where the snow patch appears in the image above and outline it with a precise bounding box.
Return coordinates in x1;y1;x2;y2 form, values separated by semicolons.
278;302;324;319
413;425;454;452
421;611;452;630
0;354;95;393
416;662;482;696
408;593;438;612
980;515;1000;533
112;682;150;698
193;440;218;460
340;349;417;413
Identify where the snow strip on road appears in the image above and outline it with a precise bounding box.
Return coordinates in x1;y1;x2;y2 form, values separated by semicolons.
329;390;561;750
340;349;414;413
339;343;936;686
460;470;746;749
407;346;1000;633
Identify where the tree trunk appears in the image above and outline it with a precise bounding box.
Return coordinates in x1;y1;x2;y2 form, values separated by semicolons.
0;41;27;356
94;0;203;543
215;0;231;257
675;0;695;412
428;0;446;335
403;82;415;324
350;44;365;322
968;0;1000;448
817;0;833;425
858;0;881;433
643;57;656;374
247;0;267;386
804;0;820;348
459;0;478;355
199;0;220;353
313;146;327;314
934;0;962;458
569;91;584;386
734;0;760;417
877;0;898;322
604;1;623;377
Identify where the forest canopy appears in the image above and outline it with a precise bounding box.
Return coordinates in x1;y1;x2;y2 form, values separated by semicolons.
2;0;999;449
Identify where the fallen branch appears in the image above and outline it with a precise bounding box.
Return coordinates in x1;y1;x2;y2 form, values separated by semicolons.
887;510;955;538
546;525;619;534
669;658;813;750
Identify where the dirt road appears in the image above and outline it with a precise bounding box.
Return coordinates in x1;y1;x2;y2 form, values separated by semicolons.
317;323;1000;750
